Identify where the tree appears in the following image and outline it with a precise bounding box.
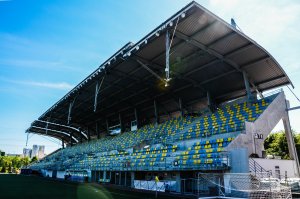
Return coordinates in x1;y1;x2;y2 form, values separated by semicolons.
264;130;300;160
0;155;32;173
20;157;30;167
30;156;38;163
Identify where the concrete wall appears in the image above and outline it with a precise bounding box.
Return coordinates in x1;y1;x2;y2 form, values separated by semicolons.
227;92;286;157
57;171;66;179
230;148;249;173
44;170;53;177
227;92;300;176
252;158;298;178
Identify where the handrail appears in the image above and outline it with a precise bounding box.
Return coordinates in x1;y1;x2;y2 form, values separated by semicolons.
249;158;270;177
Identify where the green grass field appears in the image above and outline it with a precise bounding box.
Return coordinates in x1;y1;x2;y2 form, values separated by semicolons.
0;174;189;199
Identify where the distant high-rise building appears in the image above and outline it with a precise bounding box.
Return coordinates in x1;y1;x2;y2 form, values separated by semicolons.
38;145;45;159
30;145;45;159
22;148;32;158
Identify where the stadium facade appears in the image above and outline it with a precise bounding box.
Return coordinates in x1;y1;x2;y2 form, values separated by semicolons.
25;1;299;198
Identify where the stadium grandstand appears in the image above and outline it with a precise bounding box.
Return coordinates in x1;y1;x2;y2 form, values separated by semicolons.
24;1;299;198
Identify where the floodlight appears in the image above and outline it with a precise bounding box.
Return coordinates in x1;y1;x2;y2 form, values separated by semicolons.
181;12;186;18
155;32;160;37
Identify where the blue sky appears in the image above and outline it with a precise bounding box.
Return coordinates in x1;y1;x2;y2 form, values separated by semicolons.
1;0;300;155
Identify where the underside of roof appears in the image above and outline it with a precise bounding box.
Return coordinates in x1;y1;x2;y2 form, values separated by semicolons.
26;1;292;144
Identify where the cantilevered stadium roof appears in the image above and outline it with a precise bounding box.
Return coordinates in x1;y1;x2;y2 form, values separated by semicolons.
26;1;293;144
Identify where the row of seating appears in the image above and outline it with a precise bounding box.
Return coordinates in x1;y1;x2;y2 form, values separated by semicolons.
30;96;275;172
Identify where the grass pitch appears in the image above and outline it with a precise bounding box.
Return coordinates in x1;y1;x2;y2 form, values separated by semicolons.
0;174;187;199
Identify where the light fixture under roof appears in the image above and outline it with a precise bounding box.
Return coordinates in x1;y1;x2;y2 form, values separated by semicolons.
155;32;160;37
181;12;186;18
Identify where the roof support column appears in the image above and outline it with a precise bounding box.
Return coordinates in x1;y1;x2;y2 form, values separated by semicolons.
179;98;184;117
154;99;159;126
96;122;100;139
94;76;105;112
207;91;216;112
62;139;65;149
119;113;123;133
87;127;91;141
78;127;83;143
69;132;73;147
134;108;139;129
283;101;300;176
242;71;254;102
67;97;77;125
106;119;109;134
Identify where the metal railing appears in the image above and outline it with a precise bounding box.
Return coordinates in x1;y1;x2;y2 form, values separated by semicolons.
249;158;270;178
68;152;230;172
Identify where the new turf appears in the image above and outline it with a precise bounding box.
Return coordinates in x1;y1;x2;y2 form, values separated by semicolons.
0;174;188;199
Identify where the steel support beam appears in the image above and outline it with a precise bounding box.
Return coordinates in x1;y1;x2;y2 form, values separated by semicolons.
70;132;73;146
87;127;91;141
119;113;123;133
175;31;242;72
31;126;78;143
36;120;87;140
94;76;105;112
67;97;77;125
243;71;254;101
165;30;170;84
288;106;300;111
154;100;159;125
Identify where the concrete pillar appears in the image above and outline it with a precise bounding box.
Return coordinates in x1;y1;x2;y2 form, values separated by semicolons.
175;172;181;193
124;172;127;186
134;108;139;129
95;171;99;182
131;172;135;188
282;111;300;176
103;170;107;180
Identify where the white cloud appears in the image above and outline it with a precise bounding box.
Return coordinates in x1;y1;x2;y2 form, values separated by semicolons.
0;77;73;90
0;59;62;70
207;0;300;44
20;81;74;90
